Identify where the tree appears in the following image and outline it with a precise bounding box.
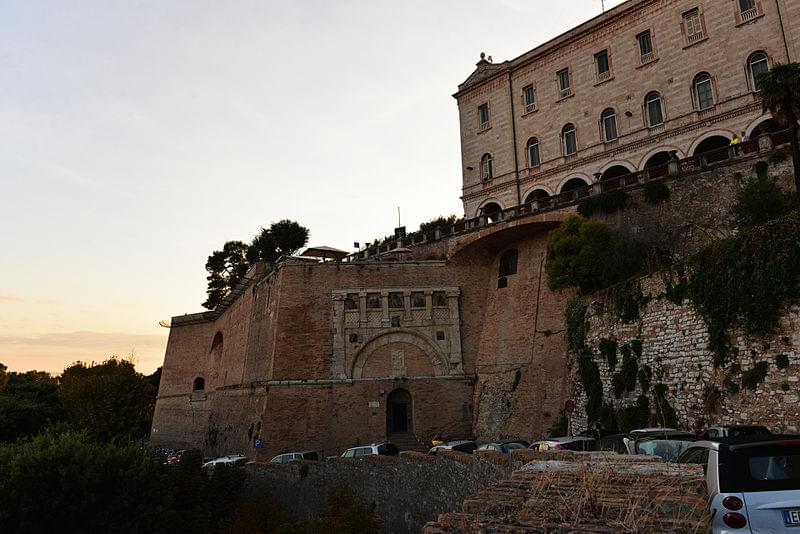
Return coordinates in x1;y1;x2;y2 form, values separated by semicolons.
546;216;646;294
0;370;63;443
0;362;6;390
758;62;800;191
59;358;156;442
730;162;798;229
203;240;250;310
247;220;310;264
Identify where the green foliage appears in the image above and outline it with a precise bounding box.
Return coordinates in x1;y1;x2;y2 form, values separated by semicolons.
652;383;678;428
703;384;722;415
631;339;643;359
612;347;638;398
59;358;156;442
619;395;651;432
599;339;618;371
548;413;569;437
687;212;800;366
643;180;671;205
758;62;800;192
730;165;797;229
205;220;310;310
638;365;652;393
0;371;63;443
776;353;791;370
663;265;689;305
565;297;588;352
546;216;646;295
608;279;648;323
0;362;6;389
204;240;250;310
0;431;245;534
578;351;603;424
577;190;629;218
419;215;460;233
741;361;769;391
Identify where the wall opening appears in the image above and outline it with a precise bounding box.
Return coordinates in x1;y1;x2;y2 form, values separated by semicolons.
386;388;412;433
193;377;205;391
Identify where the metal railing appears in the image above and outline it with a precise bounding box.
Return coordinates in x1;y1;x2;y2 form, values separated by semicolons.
640;51;655;64
347;130;791;262
741;7;758;21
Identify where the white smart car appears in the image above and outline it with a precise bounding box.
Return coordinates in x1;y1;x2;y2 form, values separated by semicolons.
677;435;800;533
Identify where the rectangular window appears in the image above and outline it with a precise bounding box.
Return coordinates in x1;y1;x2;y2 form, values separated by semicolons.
522;85;536;113
557;69;571;98
603;113;618;141
366;293;381;309
739;0;755;12
528;141;540;167
637;30;654;63
564;129;577;155
684;9;704;43
696;79;714;110
344;293;359;310
595;51;611;81
388;292;403;309
478;103;490;130
410;292;426;308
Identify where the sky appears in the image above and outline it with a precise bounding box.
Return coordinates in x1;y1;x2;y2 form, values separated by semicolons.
0;0;626;375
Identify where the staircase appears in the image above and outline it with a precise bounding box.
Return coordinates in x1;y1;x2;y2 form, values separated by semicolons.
388;432;429;453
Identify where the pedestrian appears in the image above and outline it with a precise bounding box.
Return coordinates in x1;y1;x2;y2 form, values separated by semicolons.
730;133;741;155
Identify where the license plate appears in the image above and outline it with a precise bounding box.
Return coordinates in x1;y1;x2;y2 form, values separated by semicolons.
784;509;800;525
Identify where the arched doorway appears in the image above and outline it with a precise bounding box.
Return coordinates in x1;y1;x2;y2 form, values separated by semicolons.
479;202;502;223
559;177;590;200
693;135;731;164
643;151;673;177
751;118;781;138
599;165;632;190
386;389;412;433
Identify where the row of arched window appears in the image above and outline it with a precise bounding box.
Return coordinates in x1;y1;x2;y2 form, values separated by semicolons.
478;52;770;178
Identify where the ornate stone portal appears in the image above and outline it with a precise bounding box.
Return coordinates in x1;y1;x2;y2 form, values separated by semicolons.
331;287;464;379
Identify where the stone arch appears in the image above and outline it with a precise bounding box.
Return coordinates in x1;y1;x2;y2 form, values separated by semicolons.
688;130;733;155
351;330;448;379
745;114;778;138
523;186;553;204
598;160;635;176
638;146;685;170
557;175;591;193
210;331;223;354
192;376;205;391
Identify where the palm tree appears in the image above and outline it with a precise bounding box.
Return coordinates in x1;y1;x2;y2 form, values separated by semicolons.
758;62;800;192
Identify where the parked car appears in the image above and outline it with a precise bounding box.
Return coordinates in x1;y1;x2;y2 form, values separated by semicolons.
700;425;771;440
600;429;697;460
341;442;399;458
477;440;529;453
578;428;621;441
677;435;800;533
529;437;598;452
269;451;319;464
164;449;186;465
201;454;249;468
428;440;478;454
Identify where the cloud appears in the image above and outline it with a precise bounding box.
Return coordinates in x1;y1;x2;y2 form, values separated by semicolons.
0;292;57;305
0;330;165;349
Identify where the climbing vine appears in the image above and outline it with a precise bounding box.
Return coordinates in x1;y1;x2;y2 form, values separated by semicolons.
687;212;800;366
599;339;618;371
577;190;629;218
608;279;649;323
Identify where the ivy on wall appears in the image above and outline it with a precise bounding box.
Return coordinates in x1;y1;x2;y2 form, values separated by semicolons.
577;190;629;218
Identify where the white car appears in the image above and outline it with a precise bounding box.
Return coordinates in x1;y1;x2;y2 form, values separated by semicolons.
201;454;249;468
269;451;319;463
677;435;800;533
341;442;399;458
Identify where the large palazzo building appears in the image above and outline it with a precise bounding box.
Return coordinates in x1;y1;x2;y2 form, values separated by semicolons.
151;0;798;459
456;0;799;217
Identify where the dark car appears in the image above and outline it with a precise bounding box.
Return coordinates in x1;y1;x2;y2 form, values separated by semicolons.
477;440;530;453
700;425;771;440
578;428;622;441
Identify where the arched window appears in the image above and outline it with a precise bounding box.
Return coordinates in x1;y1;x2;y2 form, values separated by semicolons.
480;153;494;180
601;108;618;142
526;137;540;167
562;124;577;156
749;52;769;91
193;377;205;391
499;249;518;277
645;92;664;127
694;73;714;110
210;331;223;354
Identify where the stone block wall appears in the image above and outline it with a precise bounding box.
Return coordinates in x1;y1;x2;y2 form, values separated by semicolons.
572;274;800;434
242;452;512;534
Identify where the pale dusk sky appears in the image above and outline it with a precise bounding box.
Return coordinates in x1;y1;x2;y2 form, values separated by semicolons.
0;0;626;375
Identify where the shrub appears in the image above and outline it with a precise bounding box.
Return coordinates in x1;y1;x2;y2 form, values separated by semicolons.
730;167;797;229
546;216;646;295
652;383;678;428
776;353;790;370
643;180;670;205
618;395;651;432
578;351;603;424
599;339;618;371
577;190;629;218
741;361;769;391
565;297;589;352
612;348;638;398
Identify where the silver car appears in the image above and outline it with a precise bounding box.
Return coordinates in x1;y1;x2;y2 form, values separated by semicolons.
677;435;800;533
341;442;399;458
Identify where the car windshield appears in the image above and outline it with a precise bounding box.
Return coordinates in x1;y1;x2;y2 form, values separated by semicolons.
635;439;694;461
504;442;528;451
721;443;800;492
